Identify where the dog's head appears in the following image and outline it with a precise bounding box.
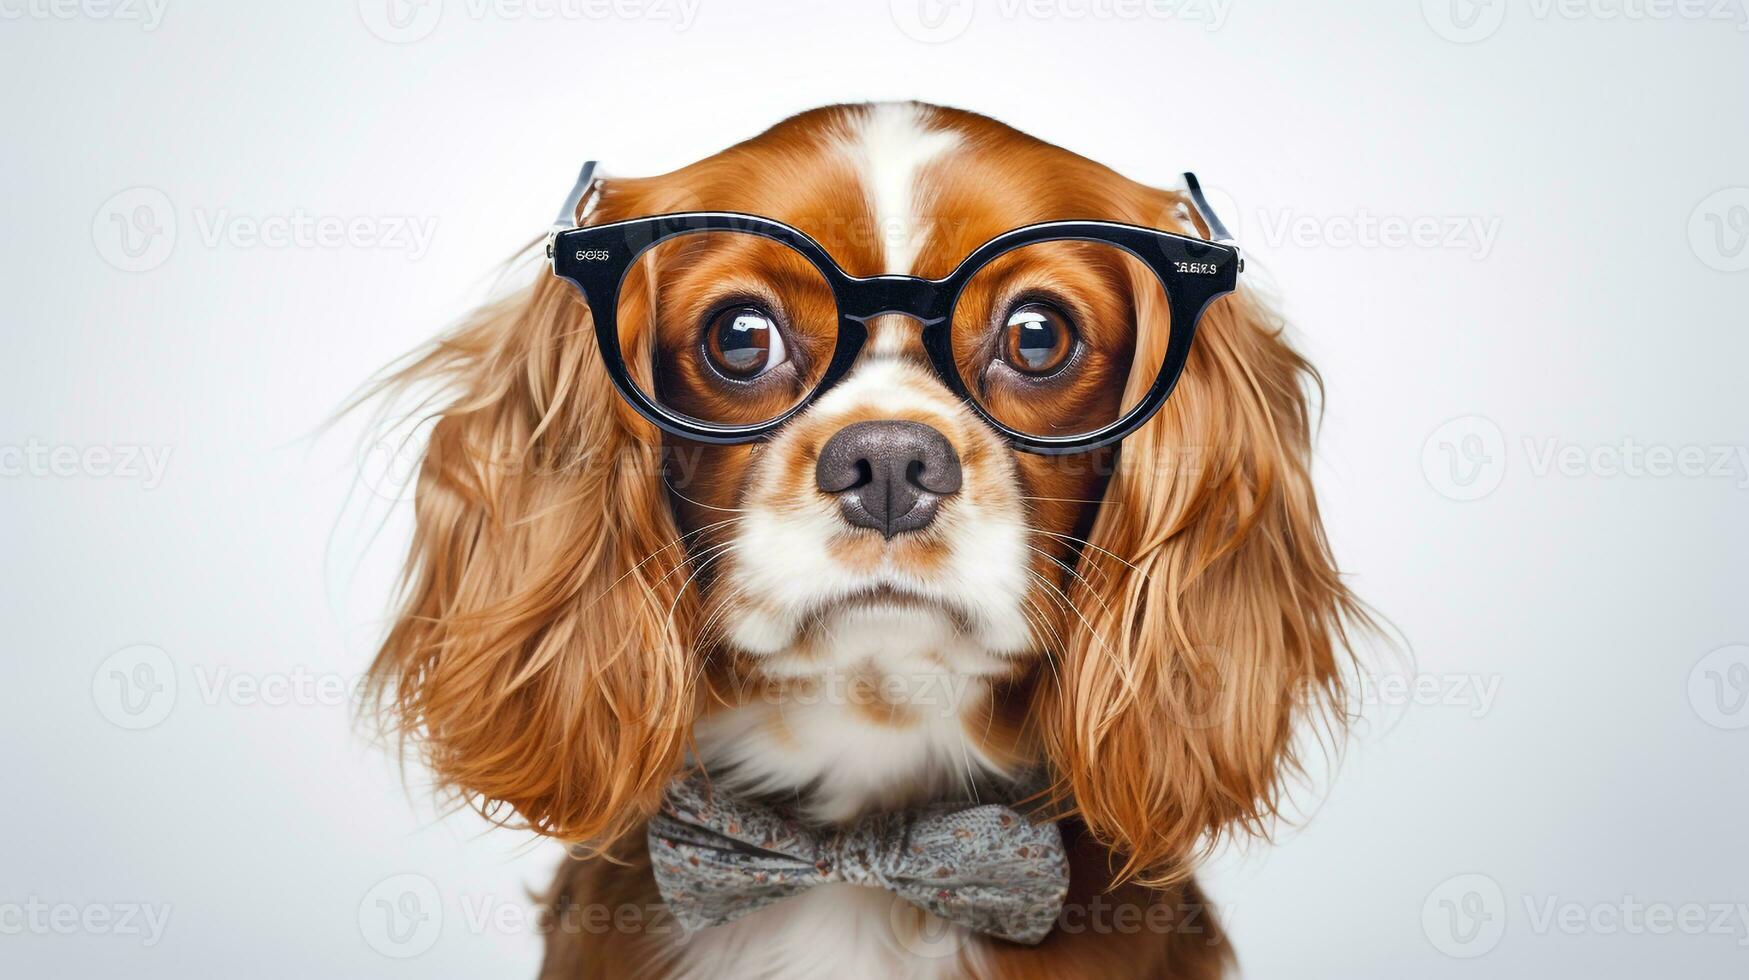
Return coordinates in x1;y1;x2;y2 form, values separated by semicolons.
369;103;1362;883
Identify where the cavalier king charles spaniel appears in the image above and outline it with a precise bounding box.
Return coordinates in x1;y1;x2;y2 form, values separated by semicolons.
368;101;1364;979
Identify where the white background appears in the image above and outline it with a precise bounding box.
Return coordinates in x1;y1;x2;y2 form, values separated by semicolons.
2;1;1746;977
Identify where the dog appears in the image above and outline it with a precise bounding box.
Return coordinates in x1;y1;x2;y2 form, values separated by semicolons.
367;101;1364;979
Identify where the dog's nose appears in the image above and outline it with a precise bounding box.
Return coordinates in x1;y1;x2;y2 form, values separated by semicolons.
815;420;963;538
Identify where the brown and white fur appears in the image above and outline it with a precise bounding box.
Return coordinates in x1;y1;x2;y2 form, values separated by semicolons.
368;102;1363;979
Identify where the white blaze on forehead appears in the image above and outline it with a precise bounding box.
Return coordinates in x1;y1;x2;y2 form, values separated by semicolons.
838;102;962;277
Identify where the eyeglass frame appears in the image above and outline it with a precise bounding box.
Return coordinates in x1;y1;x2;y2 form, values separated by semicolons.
545;160;1243;455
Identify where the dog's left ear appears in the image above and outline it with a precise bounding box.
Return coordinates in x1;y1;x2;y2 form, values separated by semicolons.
364;176;703;852
1037;185;1368;885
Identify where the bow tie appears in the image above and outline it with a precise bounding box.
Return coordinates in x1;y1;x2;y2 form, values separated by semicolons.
646;772;1069;945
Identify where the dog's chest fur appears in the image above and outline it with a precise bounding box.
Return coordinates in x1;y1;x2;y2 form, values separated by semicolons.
673;611;1007;979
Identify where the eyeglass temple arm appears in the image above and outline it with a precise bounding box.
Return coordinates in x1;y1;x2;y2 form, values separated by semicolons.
1182;171;1242;272
553;160;599;232
545;159;599;262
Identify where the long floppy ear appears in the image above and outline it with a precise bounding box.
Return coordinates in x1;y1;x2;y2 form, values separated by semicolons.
365;182;698;850
1039;188;1367;884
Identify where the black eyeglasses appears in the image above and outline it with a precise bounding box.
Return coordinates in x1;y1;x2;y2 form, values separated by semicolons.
546;161;1241;455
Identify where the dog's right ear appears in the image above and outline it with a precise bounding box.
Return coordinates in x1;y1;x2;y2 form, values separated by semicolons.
1034;182;1369;886
365;177;700;851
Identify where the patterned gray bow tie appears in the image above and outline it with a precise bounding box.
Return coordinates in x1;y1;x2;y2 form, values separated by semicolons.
647;772;1069;945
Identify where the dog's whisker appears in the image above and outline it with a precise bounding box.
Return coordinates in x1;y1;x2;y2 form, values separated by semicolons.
1025;543;1119;621
1018;598;1069;703
954;724;982;806
663;542;740;627
658;553;746;706
589;517;745;607
1024;569;1074;617
639;543;739;664
1030;527;1145;578
693;584;750;656
1025;567;1136;694
650;537;740;593
1016;596;1062;657
687;587;748;703
1026;542;1096;588
1026;536;1117;590
664;481;753;515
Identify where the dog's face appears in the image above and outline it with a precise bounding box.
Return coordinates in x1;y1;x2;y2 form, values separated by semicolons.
648;121;1124;668
370;103;1361;884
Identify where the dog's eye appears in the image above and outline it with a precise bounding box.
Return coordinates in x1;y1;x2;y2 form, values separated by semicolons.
704;305;788;379
1001;303;1075;375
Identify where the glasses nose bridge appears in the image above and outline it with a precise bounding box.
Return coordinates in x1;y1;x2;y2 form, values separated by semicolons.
839;274;947;327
